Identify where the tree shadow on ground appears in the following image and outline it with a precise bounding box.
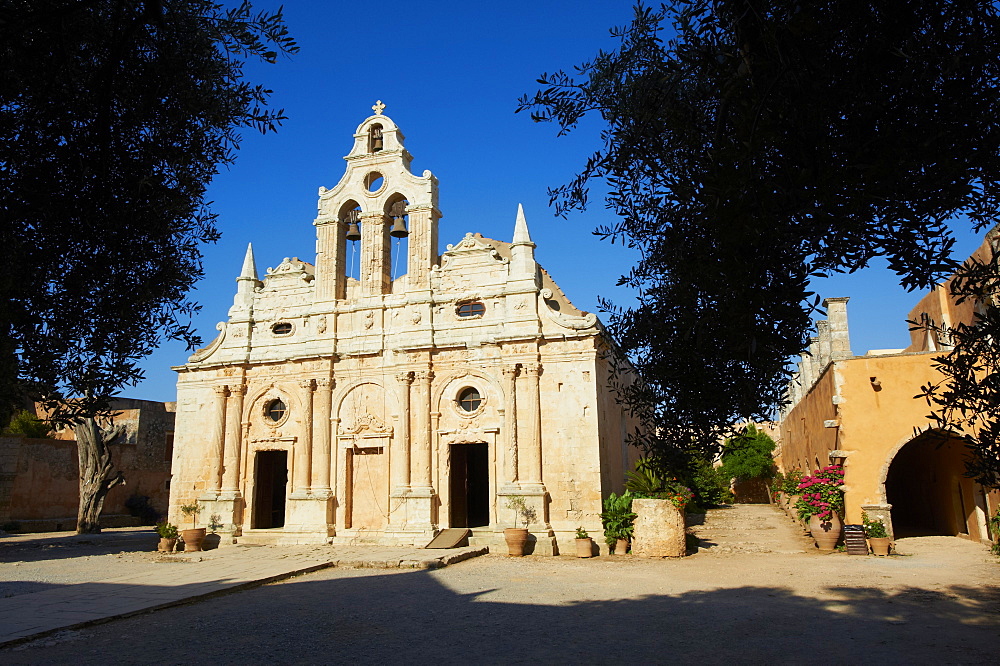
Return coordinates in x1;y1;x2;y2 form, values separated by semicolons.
3;564;998;664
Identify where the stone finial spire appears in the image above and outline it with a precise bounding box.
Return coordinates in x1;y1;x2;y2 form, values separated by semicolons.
510;204;538;281
230;242;259;317
512;203;534;246
238;242;258;282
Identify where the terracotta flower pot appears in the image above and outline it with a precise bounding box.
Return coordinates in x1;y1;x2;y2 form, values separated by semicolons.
504;528;528;557
787;494;802;518
575;537;593;558
158;537;177;553
614;538;629;555
808;513;842;552
868;537;891;556
182;527;207;552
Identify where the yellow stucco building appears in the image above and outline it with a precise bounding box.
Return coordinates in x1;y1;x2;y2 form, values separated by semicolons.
778;233;999;545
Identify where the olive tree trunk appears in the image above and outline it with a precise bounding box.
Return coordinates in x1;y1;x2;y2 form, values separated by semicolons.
74;417;126;534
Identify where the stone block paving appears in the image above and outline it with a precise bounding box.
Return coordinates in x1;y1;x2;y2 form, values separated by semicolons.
0;541;486;647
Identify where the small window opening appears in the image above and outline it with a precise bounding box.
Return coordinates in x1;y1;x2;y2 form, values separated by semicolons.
369;124;384;152
265;399;287;423
457;301;486;318
458;387;482;413
272;322;292;336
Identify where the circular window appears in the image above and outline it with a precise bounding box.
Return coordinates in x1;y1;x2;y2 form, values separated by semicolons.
457;387;482;413
365;171;385;193
272;322;292;336
265;398;287;423
456;301;486;318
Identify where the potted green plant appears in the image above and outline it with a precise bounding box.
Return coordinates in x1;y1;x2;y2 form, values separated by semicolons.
155;521;179;553
862;511;891;556
600;491;636;555
504;496;536;557
179;501;206;552
575;526;593;558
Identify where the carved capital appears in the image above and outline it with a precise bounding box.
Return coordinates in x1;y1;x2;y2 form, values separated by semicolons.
226;384;248;396
396;371;414;385
414;370;434;384
522;364;541;378
213;385;229;397
501;365;521;379
315;377;334;390
299;378;316;391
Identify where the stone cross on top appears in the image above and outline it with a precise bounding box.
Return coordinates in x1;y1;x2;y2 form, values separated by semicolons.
372;100;386;115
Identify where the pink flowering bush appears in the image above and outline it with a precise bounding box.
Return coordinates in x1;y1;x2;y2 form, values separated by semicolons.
794;465;845;522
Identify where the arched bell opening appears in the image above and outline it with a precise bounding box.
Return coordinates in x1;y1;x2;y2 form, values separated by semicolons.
884;430;991;540
368;123;384;153
339;200;362;282
384;194;410;287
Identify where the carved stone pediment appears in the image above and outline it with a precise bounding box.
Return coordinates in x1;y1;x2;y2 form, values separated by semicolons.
340;413;393;435
265;257;315;285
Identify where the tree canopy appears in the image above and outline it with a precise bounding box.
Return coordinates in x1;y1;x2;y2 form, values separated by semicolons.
518;1;1000;474
0;0;297;423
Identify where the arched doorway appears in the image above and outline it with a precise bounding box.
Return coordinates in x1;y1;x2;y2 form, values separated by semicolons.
884;431;987;539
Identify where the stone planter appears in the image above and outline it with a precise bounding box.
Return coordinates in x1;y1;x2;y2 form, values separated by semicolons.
614;538;629;555
182;527;206;552
808;513;842;552
504;528;529;557
631;498;685;558
868;537;891;556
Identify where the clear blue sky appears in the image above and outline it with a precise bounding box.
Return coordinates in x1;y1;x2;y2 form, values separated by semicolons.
129;0;987;403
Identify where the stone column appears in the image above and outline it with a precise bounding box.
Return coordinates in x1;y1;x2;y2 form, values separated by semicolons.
411;370;434;490
394;372;413;492
313;379;334;492
405;204;439;290
360;212;390;295
519;363;543;489
220;384;246;495
501;365;520;487
314;217;346;301
331;417;346;529
817;320;832;371
208;385;228;495
294;379;314;494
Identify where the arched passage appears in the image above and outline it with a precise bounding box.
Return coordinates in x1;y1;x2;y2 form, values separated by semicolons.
884;431;988;539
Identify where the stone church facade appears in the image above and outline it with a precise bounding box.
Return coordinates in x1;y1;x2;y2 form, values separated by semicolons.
169;105;635;553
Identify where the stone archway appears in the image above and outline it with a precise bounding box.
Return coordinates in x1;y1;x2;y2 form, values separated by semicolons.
884;430;979;538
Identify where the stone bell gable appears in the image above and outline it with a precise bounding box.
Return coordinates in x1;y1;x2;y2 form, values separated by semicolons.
170;102;637;552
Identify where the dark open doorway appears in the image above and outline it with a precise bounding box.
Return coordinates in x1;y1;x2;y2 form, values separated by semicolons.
450;442;489;528
885;433;969;538
253;450;287;529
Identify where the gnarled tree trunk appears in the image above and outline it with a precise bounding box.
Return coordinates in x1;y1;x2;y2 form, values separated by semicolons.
74;417;125;533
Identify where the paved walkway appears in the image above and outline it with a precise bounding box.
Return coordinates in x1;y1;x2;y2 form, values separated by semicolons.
0;537;486;647
687;503;815;554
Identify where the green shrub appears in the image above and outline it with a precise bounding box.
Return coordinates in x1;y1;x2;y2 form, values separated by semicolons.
3;410;54;439
720;424;777;482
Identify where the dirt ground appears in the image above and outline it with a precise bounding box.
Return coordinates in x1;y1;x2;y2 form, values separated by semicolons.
2;505;998;664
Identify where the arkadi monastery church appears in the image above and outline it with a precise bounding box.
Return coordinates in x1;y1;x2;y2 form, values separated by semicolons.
168;103;635;554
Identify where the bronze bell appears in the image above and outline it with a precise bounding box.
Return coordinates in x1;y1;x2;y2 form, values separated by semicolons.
389;217;409;238
346;222;361;242
372;135;383;152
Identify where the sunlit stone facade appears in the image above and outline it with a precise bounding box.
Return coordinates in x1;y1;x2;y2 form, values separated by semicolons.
169;106;635;553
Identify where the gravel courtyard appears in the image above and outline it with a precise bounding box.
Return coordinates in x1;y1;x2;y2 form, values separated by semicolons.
2;505;998;664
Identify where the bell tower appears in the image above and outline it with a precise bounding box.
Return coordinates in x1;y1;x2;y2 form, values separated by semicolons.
314;101;441;303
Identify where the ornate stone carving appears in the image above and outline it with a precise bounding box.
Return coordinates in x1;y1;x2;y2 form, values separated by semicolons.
341;413;393;435
188;322;227;363
539;288;598;330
